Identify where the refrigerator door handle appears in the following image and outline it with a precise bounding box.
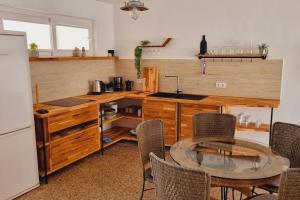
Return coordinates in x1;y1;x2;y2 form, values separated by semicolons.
0;53;9;56
0;126;32;136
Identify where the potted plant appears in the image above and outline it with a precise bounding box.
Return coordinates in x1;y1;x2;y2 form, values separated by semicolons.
258;43;269;55
29;43;39;58
134;40;150;79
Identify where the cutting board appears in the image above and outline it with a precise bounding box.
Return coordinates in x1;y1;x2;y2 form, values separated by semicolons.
142;67;159;93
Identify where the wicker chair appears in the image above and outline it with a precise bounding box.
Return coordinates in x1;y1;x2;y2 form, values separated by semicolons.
193;113;236;139
136;119;165;200
247;168;300;200
150;152;211;200
258;122;300;194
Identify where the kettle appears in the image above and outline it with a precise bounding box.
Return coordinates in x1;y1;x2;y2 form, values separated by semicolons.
92;80;105;94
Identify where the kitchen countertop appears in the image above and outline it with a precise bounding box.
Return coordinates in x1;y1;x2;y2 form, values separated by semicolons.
33;91;280;118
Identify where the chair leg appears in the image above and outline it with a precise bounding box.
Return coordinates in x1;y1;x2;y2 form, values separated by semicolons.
232;189;235;200
140;178;145;200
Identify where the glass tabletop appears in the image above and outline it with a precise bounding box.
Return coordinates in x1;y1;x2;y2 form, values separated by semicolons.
170;137;290;180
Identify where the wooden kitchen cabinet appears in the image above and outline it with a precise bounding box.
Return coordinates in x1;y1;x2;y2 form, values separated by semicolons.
143;99;178;145
35;104;100;176
179;104;220;140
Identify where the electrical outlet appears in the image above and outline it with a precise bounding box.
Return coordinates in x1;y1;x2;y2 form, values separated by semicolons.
216;81;227;89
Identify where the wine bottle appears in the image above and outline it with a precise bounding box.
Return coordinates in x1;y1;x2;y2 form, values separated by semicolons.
200;35;207;55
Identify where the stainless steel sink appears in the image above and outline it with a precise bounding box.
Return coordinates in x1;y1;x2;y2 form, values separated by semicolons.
149;92;208;100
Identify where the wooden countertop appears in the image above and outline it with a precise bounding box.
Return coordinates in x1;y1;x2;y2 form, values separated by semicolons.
34;91;280;118
145;95;280;108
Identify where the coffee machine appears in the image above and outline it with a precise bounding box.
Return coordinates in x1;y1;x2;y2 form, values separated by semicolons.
113;77;123;91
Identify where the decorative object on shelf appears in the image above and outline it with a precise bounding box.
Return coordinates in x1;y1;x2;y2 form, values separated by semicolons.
120;0;149;20
72;47;80;57
108;49;115;57
29;42;39;58
258;43;269;55
200;35;207;55
134;40;150;78
81;47;86;57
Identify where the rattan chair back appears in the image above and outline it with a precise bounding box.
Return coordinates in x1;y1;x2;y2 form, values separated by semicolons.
278;168;300;200
271;122;300;168
137;119;165;169
193;113;236;139
150;152;211;200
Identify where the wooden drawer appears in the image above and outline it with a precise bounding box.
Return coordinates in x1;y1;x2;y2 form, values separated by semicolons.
48;105;98;133
180;104;220;140
50;125;100;172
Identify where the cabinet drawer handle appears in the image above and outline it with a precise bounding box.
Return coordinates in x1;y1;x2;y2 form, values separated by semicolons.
73;114;81;118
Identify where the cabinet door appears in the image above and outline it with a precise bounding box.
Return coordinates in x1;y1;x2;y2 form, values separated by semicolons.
180;104;220;140
143;100;177;145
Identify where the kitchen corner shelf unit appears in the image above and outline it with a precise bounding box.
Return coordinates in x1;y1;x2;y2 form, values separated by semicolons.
196;53;268;60
99;101;142;151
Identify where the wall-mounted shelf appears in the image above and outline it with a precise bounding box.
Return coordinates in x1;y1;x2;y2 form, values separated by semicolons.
236;123;270;132
195;53;267;60
142;38;172;48
29;56;118;62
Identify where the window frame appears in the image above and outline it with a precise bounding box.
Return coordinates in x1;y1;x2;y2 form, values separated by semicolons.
2;17;53;52
0;9;95;57
54;23;93;55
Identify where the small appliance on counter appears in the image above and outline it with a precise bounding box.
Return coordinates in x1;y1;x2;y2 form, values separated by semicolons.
92;80;106;95
104;82;114;93
125;80;134;91
113;76;124;91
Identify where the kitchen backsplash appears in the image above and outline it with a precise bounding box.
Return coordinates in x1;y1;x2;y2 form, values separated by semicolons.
30;60;116;103
116;59;283;100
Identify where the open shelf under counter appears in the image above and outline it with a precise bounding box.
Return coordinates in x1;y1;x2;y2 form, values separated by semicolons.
102;112;142;126
29;56;118;62
102;126;137;148
236;123;270;132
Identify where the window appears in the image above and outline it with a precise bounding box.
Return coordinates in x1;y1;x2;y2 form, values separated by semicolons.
3;19;51;50
56;25;90;50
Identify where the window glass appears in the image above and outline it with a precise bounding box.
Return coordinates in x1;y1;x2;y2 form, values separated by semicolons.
56;25;90;50
3;19;51;50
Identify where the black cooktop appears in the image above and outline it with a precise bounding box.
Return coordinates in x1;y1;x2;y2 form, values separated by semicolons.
44;98;94;107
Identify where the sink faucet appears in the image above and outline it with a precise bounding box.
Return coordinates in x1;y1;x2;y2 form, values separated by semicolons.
165;75;183;94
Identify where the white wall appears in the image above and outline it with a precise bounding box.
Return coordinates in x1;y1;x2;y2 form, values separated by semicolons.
0;0;114;55
114;0;300;125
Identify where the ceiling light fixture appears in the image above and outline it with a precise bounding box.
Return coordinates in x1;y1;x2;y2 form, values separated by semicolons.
120;0;149;20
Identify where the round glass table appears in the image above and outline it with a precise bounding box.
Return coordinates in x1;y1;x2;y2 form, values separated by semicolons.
170;137;290;189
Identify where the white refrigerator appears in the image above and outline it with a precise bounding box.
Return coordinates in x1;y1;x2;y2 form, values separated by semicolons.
0;32;39;200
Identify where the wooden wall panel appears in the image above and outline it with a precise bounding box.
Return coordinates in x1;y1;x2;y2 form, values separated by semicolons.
116;59;283;100
30;60;116;103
